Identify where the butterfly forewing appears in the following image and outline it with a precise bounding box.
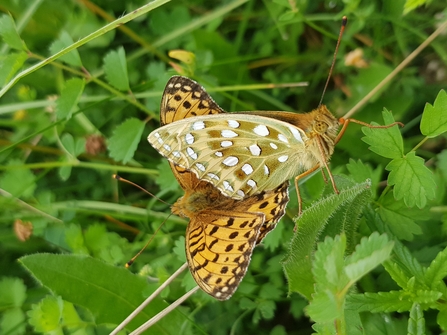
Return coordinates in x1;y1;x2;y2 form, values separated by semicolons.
149;113;309;199
160;76;224;126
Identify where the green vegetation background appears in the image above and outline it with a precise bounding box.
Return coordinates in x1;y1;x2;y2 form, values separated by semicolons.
1;0;447;334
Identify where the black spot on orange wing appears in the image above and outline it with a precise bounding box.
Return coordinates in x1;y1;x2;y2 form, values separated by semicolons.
229;232;238;239
225;244;233;252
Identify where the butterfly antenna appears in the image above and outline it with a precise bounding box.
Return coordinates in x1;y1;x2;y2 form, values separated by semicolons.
113;174;170;206
319;16;348;107
125;213;173;268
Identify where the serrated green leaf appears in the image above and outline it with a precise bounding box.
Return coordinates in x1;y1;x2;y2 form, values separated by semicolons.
306;290;339;322
283;180;371;299
108;118;145;164
49;31;82;67
173;236;186;263
103;47;130;91
344;233;394;283
27;295;63;333
0;277;27;308
239;297;257;310
313;235;346;292
392;241;426;284
346;159;381;195
386;151;436;208
346;291;412;313
361;109;404;159
413;289;441;304
0;159;36;198
0;52;28;86
56;78;85;119
0;14;27;51
424;246;447;290
378;194;424;240
408;303;425;335
383;260;411;290
421;90;447;138
19;254;181;332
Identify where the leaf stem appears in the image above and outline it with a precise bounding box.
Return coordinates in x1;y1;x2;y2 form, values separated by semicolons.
0;161;158;176
410;136;429;152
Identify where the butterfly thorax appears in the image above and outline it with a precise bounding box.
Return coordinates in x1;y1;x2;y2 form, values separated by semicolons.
304;105;339;164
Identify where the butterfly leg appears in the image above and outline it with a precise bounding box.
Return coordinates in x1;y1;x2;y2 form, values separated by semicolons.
294;164;320;218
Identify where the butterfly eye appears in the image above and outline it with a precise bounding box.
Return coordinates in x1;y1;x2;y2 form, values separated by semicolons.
314;121;329;134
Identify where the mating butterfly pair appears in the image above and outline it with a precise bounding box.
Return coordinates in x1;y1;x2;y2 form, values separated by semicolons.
149;75;401;300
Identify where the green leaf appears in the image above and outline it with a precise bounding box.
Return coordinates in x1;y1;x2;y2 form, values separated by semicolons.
378;194;424;240
420;90;447;138
56;78;85;119
306;290;339;322
412;289;441;304
60;133;85;157
346;291;413;313
19;254;182;332
0;14;27;51
312;235;346;293
404;0;429;14
386;151;436;208
361;109;404;159
0;52;28;86
239;297;257;310
0;308;26;335
383;260;411;290
103;47;130;91
155;159;179;192
0;277;27;308
257;300;276;320
344;233;394;283
173;236;186;263
438;308;447;331
0;159;36;198
27;296;63;334
392;241;426;285
408;303;425;335
424;246;447;290
108;118;145;164
58;164;72;182
359;313;407;335
49;31;83;67
346;159;381;195
283;180;371;299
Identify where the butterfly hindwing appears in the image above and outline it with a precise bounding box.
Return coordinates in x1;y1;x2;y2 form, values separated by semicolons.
186;210;264;300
